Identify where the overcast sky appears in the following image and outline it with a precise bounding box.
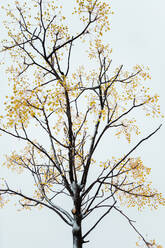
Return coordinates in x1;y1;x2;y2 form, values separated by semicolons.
0;0;165;247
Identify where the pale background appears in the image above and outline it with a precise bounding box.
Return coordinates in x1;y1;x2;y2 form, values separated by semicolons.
0;0;165;247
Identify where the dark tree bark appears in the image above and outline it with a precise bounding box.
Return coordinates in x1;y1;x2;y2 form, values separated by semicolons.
72;182;83;248
72;216;83;248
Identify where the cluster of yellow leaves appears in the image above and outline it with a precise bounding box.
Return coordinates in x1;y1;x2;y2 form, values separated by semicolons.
88;39;112;59
115;119;140;143
17;197;43;211
136;237;163;248
0;195;5;208
99;160;110;168
3;143;63;205
0;178;10;208
2;77;58;129
73;0;113;36
3;150;27;173
0;195;7;208
1;2;30;45
116;65;162;118
1;0;70;59
80;43;163;128
103;157;165;211
85;69;162;143
120;158;165;210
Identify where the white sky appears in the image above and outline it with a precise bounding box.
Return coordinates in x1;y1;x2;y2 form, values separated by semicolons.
0;0;165;247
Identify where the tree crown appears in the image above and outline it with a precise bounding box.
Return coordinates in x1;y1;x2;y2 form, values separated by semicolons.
0;0;164;247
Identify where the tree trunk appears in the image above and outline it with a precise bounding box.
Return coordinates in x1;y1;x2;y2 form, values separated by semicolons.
71;182;83;248
72;217;83;248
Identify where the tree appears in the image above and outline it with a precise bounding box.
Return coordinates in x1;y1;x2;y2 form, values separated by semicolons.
0;0;164;247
